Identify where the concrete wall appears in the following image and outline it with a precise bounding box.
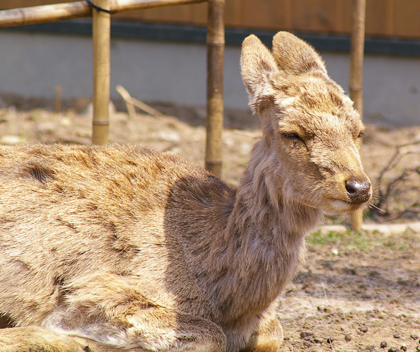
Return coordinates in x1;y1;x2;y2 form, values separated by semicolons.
1;30;420;127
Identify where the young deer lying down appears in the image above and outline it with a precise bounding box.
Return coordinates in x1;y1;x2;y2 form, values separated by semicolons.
0;32;371;352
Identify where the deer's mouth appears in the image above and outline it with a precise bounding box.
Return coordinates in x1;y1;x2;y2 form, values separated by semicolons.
329;199;368;212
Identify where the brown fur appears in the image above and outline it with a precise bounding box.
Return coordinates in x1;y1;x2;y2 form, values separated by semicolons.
0;32;371;352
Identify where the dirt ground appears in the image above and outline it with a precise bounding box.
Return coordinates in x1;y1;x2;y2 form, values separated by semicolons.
0;97;419;352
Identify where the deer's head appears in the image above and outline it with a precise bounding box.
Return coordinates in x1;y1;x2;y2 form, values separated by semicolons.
241;32;371;212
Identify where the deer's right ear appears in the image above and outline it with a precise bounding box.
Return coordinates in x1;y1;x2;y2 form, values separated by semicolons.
241;35;278;114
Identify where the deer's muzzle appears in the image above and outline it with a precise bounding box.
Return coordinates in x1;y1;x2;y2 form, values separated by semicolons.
345;178;372;204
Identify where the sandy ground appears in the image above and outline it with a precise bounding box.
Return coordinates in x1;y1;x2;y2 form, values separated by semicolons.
0;100;419;352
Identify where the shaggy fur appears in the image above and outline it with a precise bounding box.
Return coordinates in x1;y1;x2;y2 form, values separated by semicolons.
0;32;371;352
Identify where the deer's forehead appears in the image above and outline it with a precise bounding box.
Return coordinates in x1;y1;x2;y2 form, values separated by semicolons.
277;108;363;139
274;75;352;115
274;79;362;135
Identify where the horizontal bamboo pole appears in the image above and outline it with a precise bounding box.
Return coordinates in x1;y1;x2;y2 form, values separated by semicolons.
0;0;207;28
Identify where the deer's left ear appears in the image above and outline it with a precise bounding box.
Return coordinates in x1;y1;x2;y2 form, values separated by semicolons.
272;31;327;76
241;35;279;114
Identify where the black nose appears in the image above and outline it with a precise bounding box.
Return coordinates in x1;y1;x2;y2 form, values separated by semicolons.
345;179;371;203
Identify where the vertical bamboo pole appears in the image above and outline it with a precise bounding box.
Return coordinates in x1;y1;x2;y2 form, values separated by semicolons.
92;0;111;145
349;0;366;232
205;0;225;178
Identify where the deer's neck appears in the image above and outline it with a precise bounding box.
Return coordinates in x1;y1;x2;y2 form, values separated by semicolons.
200;140;322;324
233;139;322;237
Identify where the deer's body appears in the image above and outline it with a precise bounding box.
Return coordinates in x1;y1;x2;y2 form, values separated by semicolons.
0;32;371;352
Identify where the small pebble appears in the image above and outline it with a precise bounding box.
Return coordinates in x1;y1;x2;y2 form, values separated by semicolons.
345;334;352;342
411;334;419;340
394;333;402;339
155;131;180;142
359;326;369;333
401;346;407;352
417;345;420;352
303;341;311;348
317;306;328;313
0;135;22;145
388;348;398;352
327;337;334;344
380;341;388;348
300;332;314;339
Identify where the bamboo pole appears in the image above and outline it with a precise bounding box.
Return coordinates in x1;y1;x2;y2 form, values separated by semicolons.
91;0;111;145
349;0;366;232
205;0;225;178
0;0;207;28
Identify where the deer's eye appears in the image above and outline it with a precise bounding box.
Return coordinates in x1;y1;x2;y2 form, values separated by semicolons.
282;132;301;140
357;130;365;139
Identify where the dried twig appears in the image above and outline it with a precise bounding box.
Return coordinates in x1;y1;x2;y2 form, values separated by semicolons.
376;140;420;188
116;85;164;119
54;86;62;114
116;85;136;119
370;142;420;222
232;130;261;139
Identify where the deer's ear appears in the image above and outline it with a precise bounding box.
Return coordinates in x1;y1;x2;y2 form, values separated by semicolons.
241;35;278;114
272;31;327;75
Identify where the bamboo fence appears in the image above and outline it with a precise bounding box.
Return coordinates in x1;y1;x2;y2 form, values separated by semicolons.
0;0;224;177
1;0;368;196
349;0;366;232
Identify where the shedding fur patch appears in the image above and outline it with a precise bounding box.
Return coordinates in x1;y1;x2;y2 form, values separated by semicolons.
25;164;54;186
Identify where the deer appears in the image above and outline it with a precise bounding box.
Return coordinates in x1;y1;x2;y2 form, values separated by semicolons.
0;31;371;352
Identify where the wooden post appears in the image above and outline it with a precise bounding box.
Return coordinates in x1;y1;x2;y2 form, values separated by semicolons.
91;0;111;145
205;0;225;178
349;0;366;232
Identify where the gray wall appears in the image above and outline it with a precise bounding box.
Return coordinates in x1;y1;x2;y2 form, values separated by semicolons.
1;30;420;127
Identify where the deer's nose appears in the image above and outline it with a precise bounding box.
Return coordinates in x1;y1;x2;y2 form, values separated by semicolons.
345;179;371;204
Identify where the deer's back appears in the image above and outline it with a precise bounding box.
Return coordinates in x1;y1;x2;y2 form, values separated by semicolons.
0;144;228;326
